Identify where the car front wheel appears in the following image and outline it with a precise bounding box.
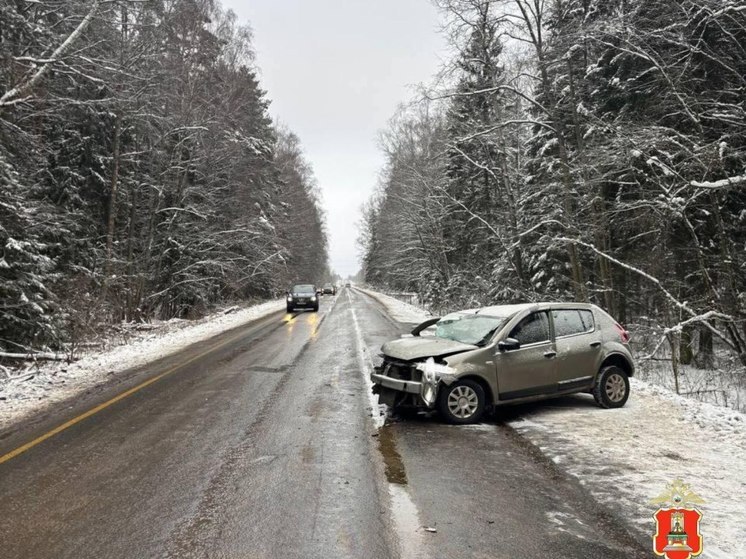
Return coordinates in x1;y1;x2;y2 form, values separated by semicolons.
437;379;486;424
593;365;630;408
286;305;293;313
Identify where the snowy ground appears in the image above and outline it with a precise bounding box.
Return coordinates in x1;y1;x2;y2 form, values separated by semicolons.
0;300;285;431
356;286;434;324
359;286;746;559
635;360;746;413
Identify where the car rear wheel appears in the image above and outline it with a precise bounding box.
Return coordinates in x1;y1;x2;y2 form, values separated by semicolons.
593;365;630;408
437;379;486;424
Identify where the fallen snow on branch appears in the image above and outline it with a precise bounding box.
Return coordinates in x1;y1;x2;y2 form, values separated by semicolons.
690;174;745;189
0;351;67;361
363;287;745;559
0;299;284;430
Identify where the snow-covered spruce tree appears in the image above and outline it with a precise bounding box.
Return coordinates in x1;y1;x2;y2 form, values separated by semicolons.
135;1;292;317
577;0;746;362
0;0;111;348
515;0;745;362
440;1;525;307
515;0;603;305
274;128;329;288
0;0;329;352
0;154;61;350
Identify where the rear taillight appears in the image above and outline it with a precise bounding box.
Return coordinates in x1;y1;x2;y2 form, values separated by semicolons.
614;322;630;343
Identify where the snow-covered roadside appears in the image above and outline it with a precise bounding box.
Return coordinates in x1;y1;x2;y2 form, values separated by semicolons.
509;383;745;558
359;286;746;558
0;300;285;431
355;286;434;324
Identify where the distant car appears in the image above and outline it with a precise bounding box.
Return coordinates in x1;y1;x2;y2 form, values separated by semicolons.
345;282;351;288
322;283;336;295
286;284;319;312
371;302;634;424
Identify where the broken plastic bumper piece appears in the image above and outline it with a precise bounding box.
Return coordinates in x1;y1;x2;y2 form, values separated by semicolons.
370;373;422;395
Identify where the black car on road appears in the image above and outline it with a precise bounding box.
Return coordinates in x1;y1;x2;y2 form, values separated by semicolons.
287;284;319;313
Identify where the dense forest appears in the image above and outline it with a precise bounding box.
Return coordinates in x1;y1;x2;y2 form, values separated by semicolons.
0;0;329;353
359;0;746;369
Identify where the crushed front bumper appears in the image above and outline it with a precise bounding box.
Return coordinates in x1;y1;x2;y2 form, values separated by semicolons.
370;373;422;395
371;357;457;408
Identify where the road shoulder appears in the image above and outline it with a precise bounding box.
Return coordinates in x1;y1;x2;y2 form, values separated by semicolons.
0;301;285;448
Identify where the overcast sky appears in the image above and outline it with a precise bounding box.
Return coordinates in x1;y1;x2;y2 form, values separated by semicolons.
220;0;448;278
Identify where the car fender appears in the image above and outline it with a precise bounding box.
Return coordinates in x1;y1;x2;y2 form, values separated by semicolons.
442;347;497;403
597;348;636;377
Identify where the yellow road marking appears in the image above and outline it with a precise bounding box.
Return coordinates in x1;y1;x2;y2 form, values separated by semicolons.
0;322;272;465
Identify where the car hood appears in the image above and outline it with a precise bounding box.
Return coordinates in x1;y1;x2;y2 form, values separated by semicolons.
382;337;477;361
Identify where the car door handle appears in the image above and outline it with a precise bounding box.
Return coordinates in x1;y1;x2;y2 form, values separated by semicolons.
543;351;557;359
589;341;601;348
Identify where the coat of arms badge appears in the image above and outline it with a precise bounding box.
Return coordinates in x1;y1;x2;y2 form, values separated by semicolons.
651;479;705;559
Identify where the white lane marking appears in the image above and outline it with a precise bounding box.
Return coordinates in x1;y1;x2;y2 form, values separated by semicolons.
347;289;386;429
323;291;341;315
347;290;430;559
389;484;430;559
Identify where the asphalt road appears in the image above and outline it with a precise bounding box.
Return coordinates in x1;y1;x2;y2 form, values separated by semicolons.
0;288;648;559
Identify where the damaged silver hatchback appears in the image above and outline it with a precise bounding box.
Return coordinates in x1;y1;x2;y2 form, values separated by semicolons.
371;303;634;424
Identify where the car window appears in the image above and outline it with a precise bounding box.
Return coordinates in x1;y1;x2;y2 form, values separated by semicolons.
292;284;315;294
552;310;591;337
509;312;549;345
579;310;594;332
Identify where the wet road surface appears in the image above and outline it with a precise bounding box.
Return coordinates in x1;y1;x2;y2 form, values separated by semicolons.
0;288;648;558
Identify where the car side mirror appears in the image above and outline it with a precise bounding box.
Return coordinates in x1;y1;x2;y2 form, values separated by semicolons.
498;338;521;351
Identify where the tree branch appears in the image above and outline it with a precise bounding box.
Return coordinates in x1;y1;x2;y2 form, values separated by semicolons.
0;0;102;107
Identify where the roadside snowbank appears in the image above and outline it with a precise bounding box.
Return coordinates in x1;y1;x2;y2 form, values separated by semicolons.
360;286;745;558
0;300;285;431
355;286;434;324
509;382;745;558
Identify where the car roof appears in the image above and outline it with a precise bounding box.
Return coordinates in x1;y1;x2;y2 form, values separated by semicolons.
475;302;594;316
475;303;536;316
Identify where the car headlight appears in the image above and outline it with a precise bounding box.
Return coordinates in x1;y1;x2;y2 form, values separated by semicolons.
416;358;457;384
287;295;293;301
311;296;317;301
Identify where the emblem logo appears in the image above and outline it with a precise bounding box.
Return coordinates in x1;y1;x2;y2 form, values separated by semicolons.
651;479;704;559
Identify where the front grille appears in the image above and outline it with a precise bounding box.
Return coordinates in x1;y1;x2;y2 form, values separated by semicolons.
381;358;421;382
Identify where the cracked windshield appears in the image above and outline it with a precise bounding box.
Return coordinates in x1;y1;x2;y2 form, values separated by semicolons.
435;315;507;346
